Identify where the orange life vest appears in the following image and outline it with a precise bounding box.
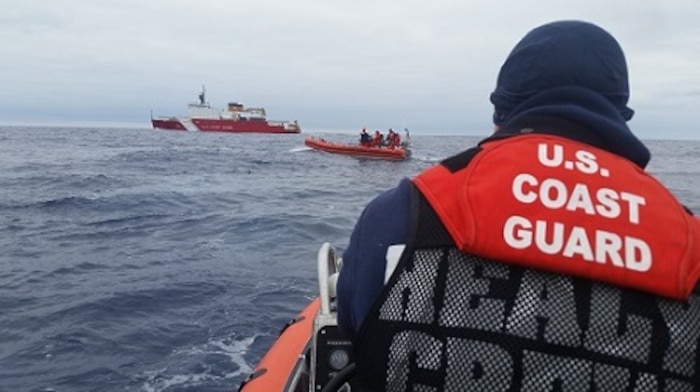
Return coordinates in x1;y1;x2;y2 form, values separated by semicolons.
414;134;700;300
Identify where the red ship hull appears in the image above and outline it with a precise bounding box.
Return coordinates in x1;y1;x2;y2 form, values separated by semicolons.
152;118;301;133
151;119;187;131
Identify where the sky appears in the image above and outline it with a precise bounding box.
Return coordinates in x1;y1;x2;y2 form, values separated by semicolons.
0;0;698;139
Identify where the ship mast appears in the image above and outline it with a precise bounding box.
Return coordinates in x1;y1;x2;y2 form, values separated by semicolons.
198;85;207;106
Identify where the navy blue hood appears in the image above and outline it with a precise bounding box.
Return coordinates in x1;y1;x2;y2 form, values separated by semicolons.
489;20;650;168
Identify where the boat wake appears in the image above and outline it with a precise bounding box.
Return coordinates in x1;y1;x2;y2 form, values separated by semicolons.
412;154;443;163
140;334;260;392
290;146;313;153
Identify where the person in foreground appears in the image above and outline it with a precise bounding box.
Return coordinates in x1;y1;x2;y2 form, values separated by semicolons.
336;20;700;391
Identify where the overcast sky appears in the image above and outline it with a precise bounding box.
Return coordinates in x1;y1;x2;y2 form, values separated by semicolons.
1;0;698;138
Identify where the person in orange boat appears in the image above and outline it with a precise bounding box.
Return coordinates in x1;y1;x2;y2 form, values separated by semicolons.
386;128;401;148
385;129;394;147
359;128;371;146
371;130;384;147
337;20;700;391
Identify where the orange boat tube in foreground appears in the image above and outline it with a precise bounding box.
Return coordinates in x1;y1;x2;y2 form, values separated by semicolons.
239;298;320;392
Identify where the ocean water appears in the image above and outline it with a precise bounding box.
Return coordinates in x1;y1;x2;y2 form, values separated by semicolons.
1;126;699;391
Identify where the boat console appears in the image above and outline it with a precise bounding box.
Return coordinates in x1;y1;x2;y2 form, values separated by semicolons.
310;243;356;392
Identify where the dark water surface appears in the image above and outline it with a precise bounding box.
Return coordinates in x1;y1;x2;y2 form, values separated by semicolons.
1;126;699;391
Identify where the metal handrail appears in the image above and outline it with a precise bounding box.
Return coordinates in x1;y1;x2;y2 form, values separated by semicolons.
317;242;340;315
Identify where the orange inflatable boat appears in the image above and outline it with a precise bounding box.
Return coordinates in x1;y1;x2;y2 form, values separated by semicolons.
305;137;411;161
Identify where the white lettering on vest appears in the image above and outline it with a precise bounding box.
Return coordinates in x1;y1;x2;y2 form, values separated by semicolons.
538;143;600;175
511;173;646;223
505;143;652;272
503;215;652;272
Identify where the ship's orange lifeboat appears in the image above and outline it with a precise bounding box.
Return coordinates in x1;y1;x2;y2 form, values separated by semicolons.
305;137;410;161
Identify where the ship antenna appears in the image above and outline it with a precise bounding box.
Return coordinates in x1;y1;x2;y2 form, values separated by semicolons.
198;85;206;105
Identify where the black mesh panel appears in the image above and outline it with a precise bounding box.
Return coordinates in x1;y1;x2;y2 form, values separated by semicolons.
356;247;700;391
